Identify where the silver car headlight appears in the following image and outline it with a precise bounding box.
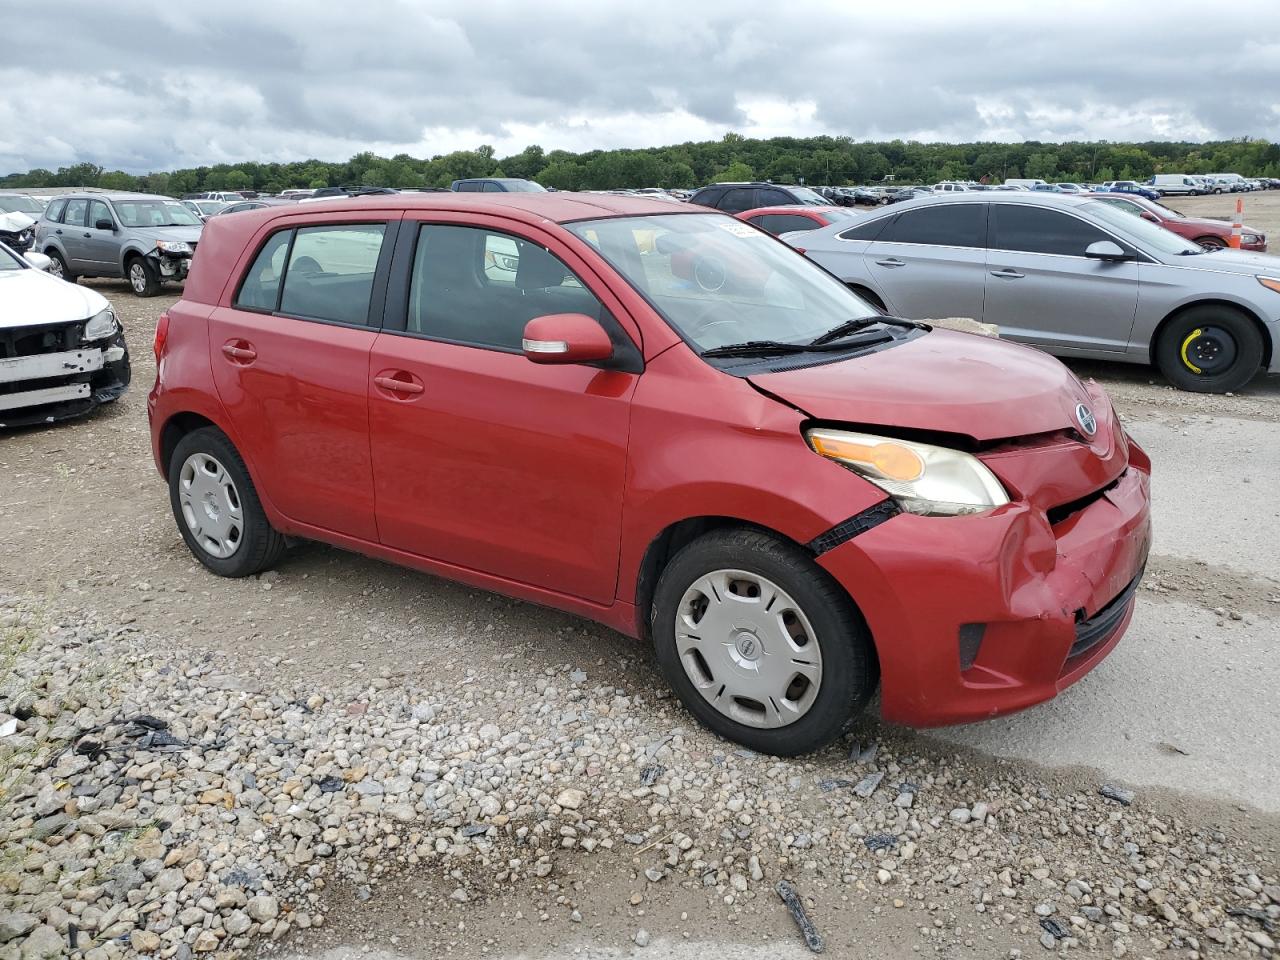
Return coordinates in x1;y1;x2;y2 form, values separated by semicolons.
155;240;192;255
84;307;119;341
806;428;1010;517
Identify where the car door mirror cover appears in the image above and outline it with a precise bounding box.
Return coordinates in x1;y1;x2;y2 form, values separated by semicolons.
522;313;614;365
1085;240;1128;261
95;218;115;231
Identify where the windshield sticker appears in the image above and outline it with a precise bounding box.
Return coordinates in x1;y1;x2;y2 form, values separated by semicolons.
716;220;764;238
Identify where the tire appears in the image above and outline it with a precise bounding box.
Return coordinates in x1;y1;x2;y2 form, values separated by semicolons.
848;284;887;313
168;426;286;577
1155;305;1264;394
45;249;75;282
1194;235;1227;249
127;256;161;297
650;528;878;756
1213;187;1224;195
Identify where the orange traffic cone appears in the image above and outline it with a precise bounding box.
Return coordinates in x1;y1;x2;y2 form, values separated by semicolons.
1229;197;1243;249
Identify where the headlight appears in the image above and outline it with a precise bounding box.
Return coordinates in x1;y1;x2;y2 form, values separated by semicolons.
806;428;1010;517
1241;234;1262;244
1258;276;1280;294
155;240;191;255
84;307;118;341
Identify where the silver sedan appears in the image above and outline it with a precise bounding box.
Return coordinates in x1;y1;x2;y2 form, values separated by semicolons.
787;192;1280;392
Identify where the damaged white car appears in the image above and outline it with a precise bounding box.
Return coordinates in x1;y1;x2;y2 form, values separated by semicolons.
0;245;130;428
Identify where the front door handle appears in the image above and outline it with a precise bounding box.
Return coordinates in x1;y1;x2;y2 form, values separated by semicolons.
875;257;905;267
374;374;425;397
82;233;91;238
55;229;63;235
221;341;257;363
990;268;1025;279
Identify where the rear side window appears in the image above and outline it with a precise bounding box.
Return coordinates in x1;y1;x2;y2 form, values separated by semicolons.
758;189;794;206
62;199;88;228
235;224;387;323
761;213;821;235
880;204;985;247
481;182;505;193
45;199;67;223
838;216;891;242
717;189;758;213
991;205;1110;256
235;229;293;310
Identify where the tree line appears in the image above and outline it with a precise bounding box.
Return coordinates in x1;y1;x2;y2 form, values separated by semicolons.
3;135;1279;196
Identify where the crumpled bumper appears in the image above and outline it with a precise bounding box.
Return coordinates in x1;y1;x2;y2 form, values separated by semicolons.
818;436;1152;727
0;330;131;429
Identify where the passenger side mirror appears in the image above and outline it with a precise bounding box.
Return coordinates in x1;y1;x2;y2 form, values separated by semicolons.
24;252;52;272
94;218;114;231
1139;212;1159;223
1084;240;1128;262
522;313;613;365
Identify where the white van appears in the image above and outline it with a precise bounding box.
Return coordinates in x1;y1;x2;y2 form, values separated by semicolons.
1147;174;1202;197
1003;178;1046;190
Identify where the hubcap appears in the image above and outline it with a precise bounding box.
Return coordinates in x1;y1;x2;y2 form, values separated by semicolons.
675;569;823;729
48;256;63;278
130;263;147;292
178;453;243;558
1179;325;1237;376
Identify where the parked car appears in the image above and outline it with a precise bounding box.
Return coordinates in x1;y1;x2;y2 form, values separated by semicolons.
1087;192;1266;252
735;205;861;235
35;192;203;297
277;189;316;200
1054;183;1088;194
181;199;228;222
148;192;1151;754
1101;181;1162;201
1145;174;1202;197
190;192;246;203
217;198;297;216
932;182;970;193
0;195;46;253
1204;174;1247;193
688;182;829;214
450;178;546;193
0;193;47;221
886;187;934;204
1004;179;1047;190
787;192;1280;392
1032;183;1065;193
0;242;130;427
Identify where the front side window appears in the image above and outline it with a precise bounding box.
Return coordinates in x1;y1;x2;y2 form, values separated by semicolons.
62;199;89;228
990;205;1111;256
406;224;605;351
717;189;758;214
567;213;879;352
880;204;985;247
278;224;386;324
88;200;113;229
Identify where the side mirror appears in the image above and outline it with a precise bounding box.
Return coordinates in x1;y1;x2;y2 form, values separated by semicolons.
1140;212;1159;222
1085;240;1128;262
94;218;114;231
522;313;613;365
24;252;52;272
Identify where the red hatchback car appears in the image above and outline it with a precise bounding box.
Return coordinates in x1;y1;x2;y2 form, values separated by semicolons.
149;193;1152;755
1087;193;1267;252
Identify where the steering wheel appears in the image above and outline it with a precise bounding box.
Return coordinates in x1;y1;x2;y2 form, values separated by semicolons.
291;255;323;276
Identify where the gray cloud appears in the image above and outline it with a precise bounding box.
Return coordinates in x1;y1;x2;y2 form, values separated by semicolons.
1;0;1277;175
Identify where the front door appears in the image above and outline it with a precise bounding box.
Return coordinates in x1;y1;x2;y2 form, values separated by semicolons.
207;216;399;541
983;203;1139;353
82;200;119;274
368;218;637;603
863;202;988;321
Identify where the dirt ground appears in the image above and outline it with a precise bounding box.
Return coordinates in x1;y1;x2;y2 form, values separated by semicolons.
2;276;1279;959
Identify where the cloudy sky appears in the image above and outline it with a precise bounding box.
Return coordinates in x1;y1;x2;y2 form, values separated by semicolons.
2;0;1278;175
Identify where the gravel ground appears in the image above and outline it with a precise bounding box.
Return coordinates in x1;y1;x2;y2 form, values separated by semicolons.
0;281;1278;960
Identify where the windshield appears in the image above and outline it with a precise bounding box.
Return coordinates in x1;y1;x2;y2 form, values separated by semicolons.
113;200;202;228
194;201;227;214
1080;200;1203;256
0;195;45;215
567;213;879;351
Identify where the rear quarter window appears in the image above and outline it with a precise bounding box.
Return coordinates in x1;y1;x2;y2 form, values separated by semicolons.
838;215;891;242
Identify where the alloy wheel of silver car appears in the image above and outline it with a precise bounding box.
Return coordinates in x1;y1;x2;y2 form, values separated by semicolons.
129;262;149;294
674;569;823;729
46;255;64;279
178;452;244;559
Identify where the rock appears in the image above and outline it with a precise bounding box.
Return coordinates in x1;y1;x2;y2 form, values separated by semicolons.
644;868;664;883
131;930;161;953
33;786;68;818
30;814;69;841
1245;931;1276;950
555;788;586;810
449;888;469;903
0;915;37;945
193;930;219;953
224;912;251;936
1098;784;1134;806
852;772;883;798
153;869;185;894
949;807;973;824
246;897;278;923
19;926;63;960
634;928;650;947
1039;931;1057;950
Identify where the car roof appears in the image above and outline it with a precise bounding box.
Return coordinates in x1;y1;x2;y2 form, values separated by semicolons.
881;192;1097;213
58;191;177;201
230;191;705;225
738;205;844;217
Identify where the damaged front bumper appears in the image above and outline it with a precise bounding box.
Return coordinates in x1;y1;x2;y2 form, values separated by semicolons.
818;435;1152;727
155;252;192;281
0;328;131;428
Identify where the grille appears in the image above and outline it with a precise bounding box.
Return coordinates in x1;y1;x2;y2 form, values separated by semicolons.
1069;568;1143;660
0;321;82;360
1047;472;1123;527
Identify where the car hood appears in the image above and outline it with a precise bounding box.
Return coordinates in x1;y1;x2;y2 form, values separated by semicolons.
1157;247;1280;275
747;329;1096;443
0;211;36;232
128;225;203;244
0;267;110;328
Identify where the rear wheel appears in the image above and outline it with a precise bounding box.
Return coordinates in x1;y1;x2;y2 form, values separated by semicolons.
128;257;161;297
1155;305;1263;393
651;528;877;756
168;427;286;577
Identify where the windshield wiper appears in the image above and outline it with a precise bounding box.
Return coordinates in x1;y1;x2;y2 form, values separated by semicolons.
807;315;925;346
700;340;813;358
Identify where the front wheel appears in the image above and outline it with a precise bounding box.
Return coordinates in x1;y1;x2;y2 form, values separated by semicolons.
1195;235;1227;249
1155;306;1264;393
46;250;75;282
651;529;878;756
168;427;286;577
128;257;161;297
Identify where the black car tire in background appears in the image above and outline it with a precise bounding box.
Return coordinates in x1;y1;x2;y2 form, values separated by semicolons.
1155;305;1264;394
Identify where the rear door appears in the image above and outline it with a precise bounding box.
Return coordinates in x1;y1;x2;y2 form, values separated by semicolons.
207;211;401;541
863;202;987;320
983;203;1139;353
366;214;638;602
58;199;90;270
716;188;761;214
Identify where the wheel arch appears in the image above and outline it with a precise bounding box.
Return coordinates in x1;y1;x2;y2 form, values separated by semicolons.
1150;299;1272;370
158;412;220;480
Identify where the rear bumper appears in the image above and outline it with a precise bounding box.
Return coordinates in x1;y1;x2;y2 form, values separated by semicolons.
818;437;1152;727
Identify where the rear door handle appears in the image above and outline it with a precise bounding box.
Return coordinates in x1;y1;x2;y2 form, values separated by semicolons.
875;257;905;267
220;342;257;363
990;268;1025;279
374;374;425;397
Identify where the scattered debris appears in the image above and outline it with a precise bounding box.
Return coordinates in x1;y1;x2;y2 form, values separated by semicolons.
776;879;824;953
1156;741;1190;756
1039;917;1069;940
639;764;664;786
817;778;856;792
852;771;884;798
1098;783;1135;806
863;833;897;853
